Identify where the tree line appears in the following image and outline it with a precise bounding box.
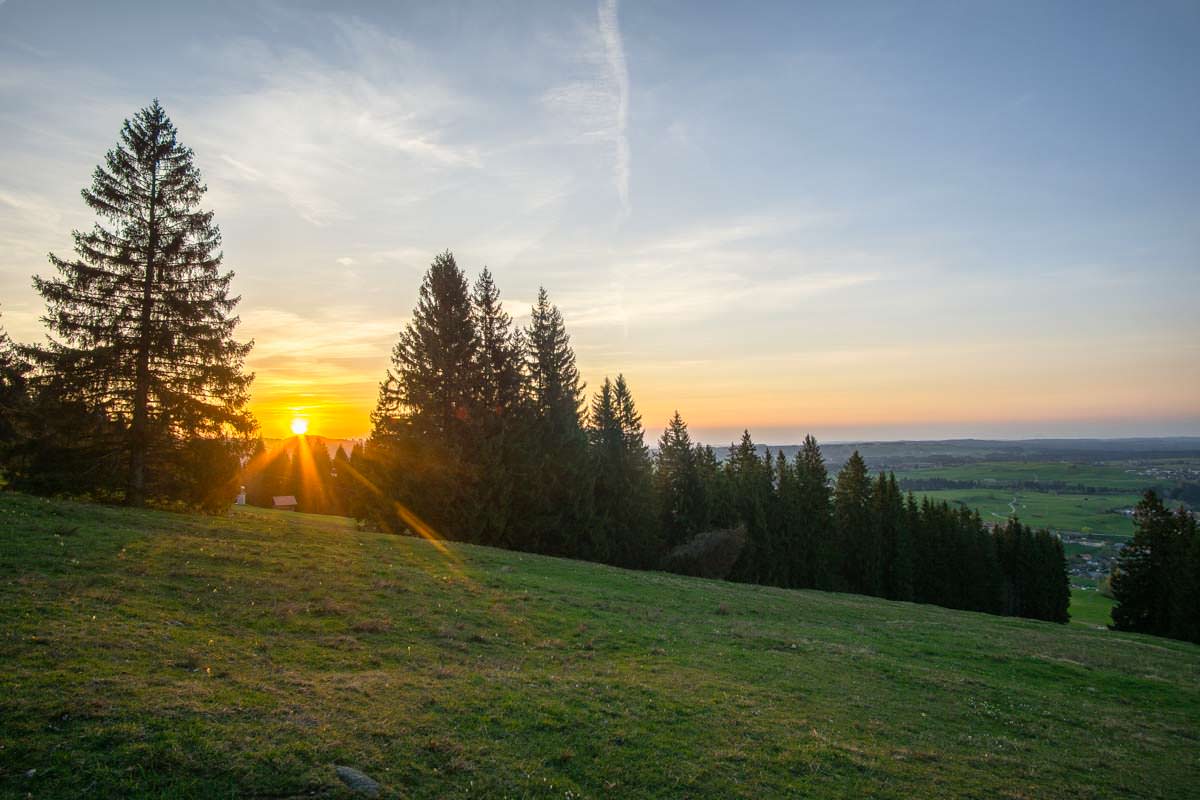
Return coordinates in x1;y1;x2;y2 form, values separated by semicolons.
338;250;1070;623
0;99;1075;624
240;436;358;517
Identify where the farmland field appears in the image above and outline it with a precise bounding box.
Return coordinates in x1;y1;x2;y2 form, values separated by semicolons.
892;461;1164;491
881;452;1199;537
1068;582;1116;629
907;488;1143;536
2;493;1198;798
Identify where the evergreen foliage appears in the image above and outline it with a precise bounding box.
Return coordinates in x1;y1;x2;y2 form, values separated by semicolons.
26;100;254;506
655;411;706;547
588;375;659;566
378;250;477;438
0;311;30;462
518;287;592;556
467;268;526;546
793;435;834;589
353;257;1070;628
368;251;480;538
834;451;879;595
1111;490;1200;643
726;431;774;584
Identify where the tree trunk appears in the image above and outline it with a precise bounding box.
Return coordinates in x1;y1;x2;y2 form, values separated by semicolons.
127;153;158;506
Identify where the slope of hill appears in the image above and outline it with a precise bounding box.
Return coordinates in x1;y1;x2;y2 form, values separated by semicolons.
1;494;1197;798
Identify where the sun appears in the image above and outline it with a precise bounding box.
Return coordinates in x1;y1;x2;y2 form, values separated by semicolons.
290;417;309;436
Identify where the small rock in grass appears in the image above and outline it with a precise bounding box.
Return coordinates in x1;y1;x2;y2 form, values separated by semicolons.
335;765;381;798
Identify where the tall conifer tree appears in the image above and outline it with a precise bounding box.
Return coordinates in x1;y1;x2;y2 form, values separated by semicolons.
525;288;583;425
467;268;526;545
834;451;878;594
695;444;731;528
471;268;524;417
32;100;254;505
377;251;477;438
371;251;479;538
1112;490;1180;636
794;435;833;589
522;287;591;554
726;430;773;583
655;411;706;547
589;375;658;566
0;310;28;454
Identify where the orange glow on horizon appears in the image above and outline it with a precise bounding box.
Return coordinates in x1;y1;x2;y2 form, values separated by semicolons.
244;337;1200;444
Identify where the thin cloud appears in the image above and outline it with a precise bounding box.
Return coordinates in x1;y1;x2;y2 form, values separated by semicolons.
191;22;480;226
598;0;630;216
540;0;632;218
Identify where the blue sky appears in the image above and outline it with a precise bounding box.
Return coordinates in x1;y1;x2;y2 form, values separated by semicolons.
1;0;1197;441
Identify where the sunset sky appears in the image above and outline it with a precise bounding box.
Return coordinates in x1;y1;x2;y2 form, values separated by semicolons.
1;0;1197;443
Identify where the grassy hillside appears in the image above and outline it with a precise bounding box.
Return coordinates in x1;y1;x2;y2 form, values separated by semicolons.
1;494;1197;799
1068;586;1117;629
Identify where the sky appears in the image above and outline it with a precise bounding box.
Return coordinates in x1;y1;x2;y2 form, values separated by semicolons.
1;0;1198;444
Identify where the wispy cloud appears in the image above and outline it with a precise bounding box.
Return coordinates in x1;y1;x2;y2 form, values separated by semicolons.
533;215;881;332
598;0;630;216
540;0;632;218
190;20;480;226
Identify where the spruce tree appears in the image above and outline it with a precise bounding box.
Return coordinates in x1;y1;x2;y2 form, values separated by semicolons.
695;444;730;528
344;442;370;521
833;451;878;595
370;251;481;538
884;472;914;601
377;251;478;438
1040;529;1071;623
471;268;524;418
589;375;658;567
726;430;772;583
588;377;621;561
331;444;352;516
992;516;1067;622
1170;509;1200;643
467;268;525;544
655;411;705;546
1112;490;1179;636
773;449;800;587
31;100;254;505
525;287;583;425
521;287;591;555
794;435;833;589
904;492;925;598
0;310;28;456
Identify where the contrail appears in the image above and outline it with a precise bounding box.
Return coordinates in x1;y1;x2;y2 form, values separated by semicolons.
598;0;630;217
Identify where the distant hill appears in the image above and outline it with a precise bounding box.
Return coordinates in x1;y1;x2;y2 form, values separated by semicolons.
721;437;1200;471
2;493;1197;797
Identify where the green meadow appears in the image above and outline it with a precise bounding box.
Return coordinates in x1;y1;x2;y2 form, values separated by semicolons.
892;458;1200;537
1069;587;1117;630
909;488;1142;537
2;493;1198;799
892;461;1159;491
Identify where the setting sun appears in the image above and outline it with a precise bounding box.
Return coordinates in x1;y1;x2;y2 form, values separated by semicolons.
290;417;309;436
